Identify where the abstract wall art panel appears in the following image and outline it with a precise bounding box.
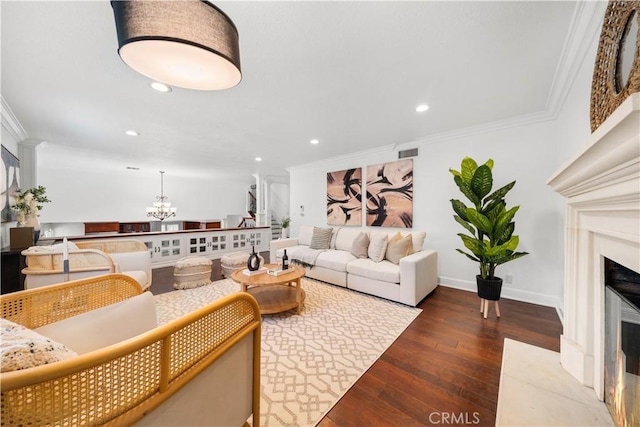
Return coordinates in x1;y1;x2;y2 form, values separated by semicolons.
327;168;362;225
1;145;20;223
366;159;413;228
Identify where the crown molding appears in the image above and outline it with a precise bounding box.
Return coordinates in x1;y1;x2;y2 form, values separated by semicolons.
1;96;28;143
544;1;608;119
287;145;395;173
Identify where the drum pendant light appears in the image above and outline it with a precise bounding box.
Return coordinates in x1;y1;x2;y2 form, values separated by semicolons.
111;0;241;91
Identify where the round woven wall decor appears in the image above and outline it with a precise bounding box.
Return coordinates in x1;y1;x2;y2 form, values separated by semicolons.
590;1;640;132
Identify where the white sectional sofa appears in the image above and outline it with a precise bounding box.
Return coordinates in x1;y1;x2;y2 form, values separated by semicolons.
270;225;438;306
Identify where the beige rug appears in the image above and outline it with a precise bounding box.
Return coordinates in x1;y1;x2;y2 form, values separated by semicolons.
154;277;421;427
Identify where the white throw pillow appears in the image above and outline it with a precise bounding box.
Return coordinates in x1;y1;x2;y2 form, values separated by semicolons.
350;232;370;259
368;233;388;263
309;227;333;250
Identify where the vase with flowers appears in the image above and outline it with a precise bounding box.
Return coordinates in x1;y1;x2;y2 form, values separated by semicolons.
11;186;50;243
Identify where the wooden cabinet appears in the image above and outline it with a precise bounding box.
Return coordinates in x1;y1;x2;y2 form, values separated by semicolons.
84;222;119;234
1;249;26;294
183;220;222;230
119;222;150;233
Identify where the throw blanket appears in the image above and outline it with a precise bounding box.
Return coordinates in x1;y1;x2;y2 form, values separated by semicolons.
291;248;325;269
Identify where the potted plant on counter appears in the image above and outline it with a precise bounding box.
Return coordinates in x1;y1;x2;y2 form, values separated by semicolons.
280;216;291;239
449;157;528;314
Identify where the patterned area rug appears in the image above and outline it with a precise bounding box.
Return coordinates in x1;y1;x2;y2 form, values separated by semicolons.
154;277;421;427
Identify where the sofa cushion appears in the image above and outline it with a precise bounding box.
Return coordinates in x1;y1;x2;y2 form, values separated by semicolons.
298;226;315;246
385;233;412;264
368;233;388;263
350;232;370;259
315;250;356;272
310;227;333;249
347;258;400;283
35;292;157;355
1;318;77;372
335;227;364;252
408;231;426;253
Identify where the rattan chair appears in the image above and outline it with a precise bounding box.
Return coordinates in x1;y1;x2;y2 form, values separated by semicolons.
1;274;261;426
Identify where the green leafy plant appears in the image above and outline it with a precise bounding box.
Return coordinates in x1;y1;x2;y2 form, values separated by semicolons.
11;186;50;225
449;157;528;279
280;217;291;229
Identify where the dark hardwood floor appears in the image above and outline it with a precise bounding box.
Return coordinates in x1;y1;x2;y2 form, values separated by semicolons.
151;258;562;427
318;286;562;427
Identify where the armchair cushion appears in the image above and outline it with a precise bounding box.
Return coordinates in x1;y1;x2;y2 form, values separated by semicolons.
1;318;77;372
34;292;157;355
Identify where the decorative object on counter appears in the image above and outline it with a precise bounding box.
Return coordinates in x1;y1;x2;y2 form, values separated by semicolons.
449;156;528;318
11;186;50;244
280;216;291;239
247;246;261;271
590;1;640;132
111;0;241;91
146;171;177;221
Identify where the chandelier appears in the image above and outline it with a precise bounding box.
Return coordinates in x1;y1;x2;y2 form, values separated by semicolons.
146;171;176;221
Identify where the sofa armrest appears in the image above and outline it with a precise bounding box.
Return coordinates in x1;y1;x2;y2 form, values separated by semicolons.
110;251;152;288
1;274;143;329
269;237;299;262
399;249;438;306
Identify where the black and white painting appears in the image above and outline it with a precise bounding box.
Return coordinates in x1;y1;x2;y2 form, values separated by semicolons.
1;145;20;223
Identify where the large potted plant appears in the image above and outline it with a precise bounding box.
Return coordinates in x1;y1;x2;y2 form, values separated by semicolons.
449;157;528;301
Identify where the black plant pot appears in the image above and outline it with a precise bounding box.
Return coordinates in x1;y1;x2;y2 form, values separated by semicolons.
476;275;503;301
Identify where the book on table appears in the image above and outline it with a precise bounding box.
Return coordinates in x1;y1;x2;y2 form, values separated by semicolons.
266;268;291;277
242;267;267;276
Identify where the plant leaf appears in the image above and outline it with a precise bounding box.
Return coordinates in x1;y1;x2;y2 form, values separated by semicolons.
449;168;461;177
450;199;469;221
456;248;480;263
495;206;520;238
471;165;493;200
496;222;515;245
454;176;480;206
454;215;476;235
461;157;478;184
466;208;493;234
485;180;516;202
484;159;494;170
458;234;483;256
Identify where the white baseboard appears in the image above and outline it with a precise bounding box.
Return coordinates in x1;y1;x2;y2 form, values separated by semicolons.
438;276;560;309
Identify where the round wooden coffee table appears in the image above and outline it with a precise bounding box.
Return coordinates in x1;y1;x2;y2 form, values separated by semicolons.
231;264;306;315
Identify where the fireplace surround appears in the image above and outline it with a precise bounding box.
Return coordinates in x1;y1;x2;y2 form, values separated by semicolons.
548;93;639;419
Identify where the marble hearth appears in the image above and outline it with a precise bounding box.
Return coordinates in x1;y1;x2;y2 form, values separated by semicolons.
548;91;640;411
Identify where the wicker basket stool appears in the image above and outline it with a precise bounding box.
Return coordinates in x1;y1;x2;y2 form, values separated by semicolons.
221;251;264;278
173;256;212;289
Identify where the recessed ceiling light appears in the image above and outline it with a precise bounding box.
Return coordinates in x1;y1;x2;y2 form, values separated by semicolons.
416;104;429;113
255;157;262;162
150;81;172;93
126;166;140;170
310;139;319;145
125;130;139;136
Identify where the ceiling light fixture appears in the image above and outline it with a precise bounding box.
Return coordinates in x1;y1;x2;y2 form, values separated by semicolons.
146;171;177;221
310;139;320;145
125;130;139;136
150;81;172;93
416;104;429;112
111;1;242;91
255;157;262;162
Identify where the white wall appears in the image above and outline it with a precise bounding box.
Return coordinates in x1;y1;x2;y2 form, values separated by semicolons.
37;164;252;234
289;118;565;307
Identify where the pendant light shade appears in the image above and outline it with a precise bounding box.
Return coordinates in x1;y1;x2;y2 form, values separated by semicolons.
111;0;241;91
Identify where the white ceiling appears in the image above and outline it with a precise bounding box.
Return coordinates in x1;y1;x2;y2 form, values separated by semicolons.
1;1;578;180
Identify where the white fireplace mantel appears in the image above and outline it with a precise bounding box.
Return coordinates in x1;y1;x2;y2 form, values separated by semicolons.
547;92;640;400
